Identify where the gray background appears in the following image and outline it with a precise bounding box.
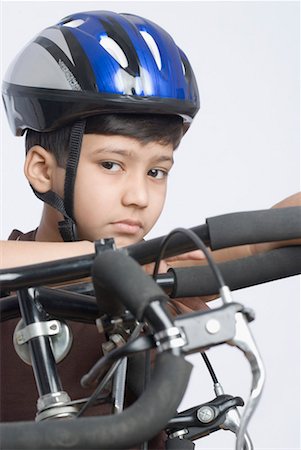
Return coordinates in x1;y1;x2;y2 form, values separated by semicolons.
1;2;300;449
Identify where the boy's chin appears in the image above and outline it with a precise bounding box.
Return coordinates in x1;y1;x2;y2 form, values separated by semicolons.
77;227;144;248
81;234;142;248
113;235;143;248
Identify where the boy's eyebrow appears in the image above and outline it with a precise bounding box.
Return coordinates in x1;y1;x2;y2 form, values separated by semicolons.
91;146;174;164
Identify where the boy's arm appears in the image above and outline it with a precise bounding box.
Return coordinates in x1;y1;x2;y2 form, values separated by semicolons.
166;192;301;311
0;240;94;269
1;192;300;270
168;191;301;268
250;191;301;255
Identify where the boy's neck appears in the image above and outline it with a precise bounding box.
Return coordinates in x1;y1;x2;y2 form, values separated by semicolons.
35;205;64;242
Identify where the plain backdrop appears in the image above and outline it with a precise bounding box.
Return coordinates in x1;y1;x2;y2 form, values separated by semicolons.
1;2;300;449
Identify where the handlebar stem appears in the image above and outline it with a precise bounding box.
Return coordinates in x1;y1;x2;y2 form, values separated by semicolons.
16;288;77;420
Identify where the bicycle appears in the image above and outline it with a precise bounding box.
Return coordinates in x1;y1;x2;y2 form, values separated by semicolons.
0;206;300;450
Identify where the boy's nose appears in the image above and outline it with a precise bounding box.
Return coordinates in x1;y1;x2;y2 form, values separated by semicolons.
122;175;149;208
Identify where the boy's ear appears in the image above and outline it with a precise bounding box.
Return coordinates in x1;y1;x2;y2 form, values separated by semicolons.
24;146;58;193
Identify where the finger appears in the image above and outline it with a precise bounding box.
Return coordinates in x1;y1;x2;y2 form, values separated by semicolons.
143;260;169;275
173;293;219;310
166;249;206;262
172;298;210;314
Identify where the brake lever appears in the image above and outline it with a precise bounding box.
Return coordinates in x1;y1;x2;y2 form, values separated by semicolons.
173;285;264;450
220;286;265;450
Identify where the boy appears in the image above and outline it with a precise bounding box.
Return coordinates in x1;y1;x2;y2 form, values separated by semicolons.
1;6;300;448
0;10;208;431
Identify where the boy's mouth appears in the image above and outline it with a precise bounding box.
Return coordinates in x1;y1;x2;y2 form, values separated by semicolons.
111;219;143;235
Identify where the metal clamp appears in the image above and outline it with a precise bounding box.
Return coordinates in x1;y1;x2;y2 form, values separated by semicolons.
168;429;189;440
174;303;241;354
13;319;73;365
154;326;187;352
15;320;60;345
94;237;116;254
36;391;78;421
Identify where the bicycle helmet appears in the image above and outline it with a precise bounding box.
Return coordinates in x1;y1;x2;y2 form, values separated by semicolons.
2;10;200;240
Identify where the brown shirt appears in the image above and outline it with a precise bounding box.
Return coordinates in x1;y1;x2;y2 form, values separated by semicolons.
1;229;165;449
1;229;108;421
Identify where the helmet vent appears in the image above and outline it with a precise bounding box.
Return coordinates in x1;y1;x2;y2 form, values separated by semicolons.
62;19;85;28
139;31;162;70
181;61;186;76
99;36;128;69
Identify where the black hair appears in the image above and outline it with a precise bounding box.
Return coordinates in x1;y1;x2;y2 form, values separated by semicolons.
25;114;184;167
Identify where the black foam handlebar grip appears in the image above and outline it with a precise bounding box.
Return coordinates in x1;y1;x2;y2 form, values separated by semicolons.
0;353;192;449
92;250;169;321
206;206;301;250
166;438;195;449
169;246;301;297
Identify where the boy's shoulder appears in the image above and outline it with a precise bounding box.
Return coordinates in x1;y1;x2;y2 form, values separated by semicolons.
8;229;37;241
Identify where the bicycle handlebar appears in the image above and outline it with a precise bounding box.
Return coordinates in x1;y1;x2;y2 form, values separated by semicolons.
1;352;192;449
0;206;300;450
1;250;192;449
1;206;300;291
1;246;300;323
206;206;301;250
169;245;301;297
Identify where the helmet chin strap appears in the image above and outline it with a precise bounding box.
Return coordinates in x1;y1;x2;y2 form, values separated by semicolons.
31;120;86;242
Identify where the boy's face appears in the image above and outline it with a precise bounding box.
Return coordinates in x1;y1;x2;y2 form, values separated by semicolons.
71;134;174;247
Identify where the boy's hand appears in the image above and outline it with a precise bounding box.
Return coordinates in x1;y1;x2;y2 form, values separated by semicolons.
143;249;206;274
143;249;216;314
165;249;207;267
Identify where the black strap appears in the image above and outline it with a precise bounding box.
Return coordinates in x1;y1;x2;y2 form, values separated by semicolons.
58;218;79;242
30;120;86;242
31;188;78;241
64;120;86;219
33;189;67;217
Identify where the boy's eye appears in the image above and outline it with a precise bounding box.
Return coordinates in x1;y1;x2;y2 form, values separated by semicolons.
148;168;167;179
101;161;121;171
